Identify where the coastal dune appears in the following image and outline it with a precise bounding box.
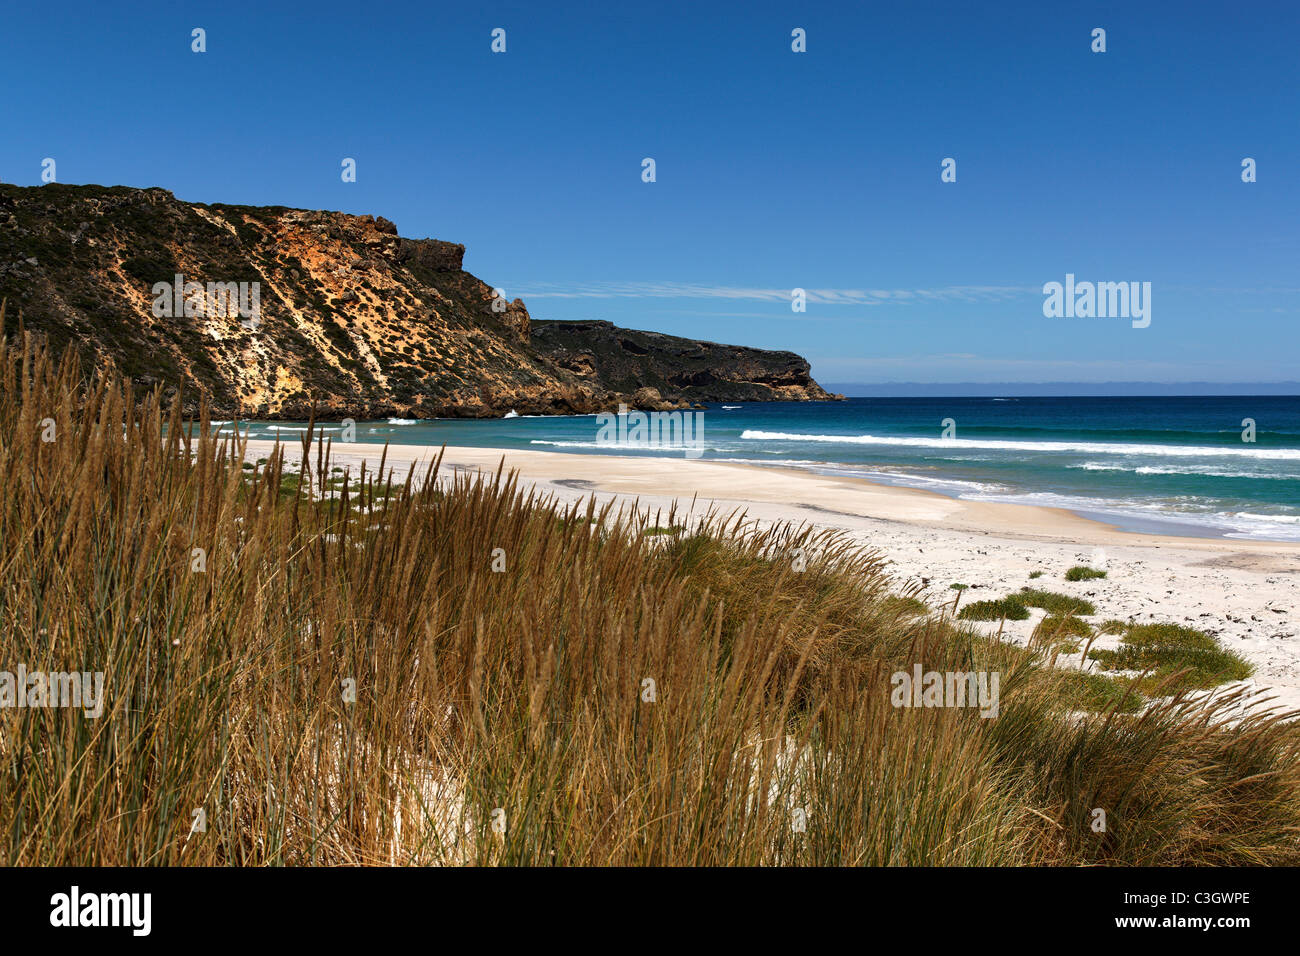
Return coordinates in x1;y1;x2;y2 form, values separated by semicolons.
244;438;1300;714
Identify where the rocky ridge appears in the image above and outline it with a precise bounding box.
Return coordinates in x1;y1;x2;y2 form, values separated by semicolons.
0;183;840;418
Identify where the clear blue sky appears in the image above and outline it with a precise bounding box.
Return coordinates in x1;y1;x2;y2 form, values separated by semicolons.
2;0;1296;387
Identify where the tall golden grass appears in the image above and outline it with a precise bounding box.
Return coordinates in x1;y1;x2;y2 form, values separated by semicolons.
2;311;1299;866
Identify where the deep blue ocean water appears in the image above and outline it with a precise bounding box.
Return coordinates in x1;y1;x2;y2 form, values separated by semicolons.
217;396;1300;541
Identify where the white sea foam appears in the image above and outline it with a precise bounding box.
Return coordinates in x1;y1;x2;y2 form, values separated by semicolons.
530;439;730;452
1071;461;1296;479
955;489;1300;541
742;455;1300;541
816;466;1009;496
517;412;597;418
739;430;1300;460
1239;512;1300;525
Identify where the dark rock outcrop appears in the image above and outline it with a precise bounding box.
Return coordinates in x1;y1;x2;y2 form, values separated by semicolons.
0;183;839;418
531;320;839;404
396;237;464;272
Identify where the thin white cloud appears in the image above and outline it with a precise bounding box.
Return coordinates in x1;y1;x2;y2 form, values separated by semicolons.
508;281;1032;305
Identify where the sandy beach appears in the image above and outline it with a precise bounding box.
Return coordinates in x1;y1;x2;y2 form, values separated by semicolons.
244;438;1300;714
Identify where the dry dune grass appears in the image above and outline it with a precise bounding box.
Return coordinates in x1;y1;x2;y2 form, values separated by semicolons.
2;309;1299;866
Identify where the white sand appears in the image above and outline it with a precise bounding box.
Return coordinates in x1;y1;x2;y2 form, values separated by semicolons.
243;439;1300;716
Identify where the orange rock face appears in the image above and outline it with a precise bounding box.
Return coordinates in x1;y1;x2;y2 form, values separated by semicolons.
0;184;838;419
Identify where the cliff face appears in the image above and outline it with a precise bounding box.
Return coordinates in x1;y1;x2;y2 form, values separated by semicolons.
0;184;839;418
532;320;836;405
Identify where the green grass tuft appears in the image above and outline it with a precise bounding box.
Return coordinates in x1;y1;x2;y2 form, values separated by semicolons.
1034;615;1093;641
1065;565;1107;581
1055;671;1143;713
958;597;1030;621
1020;588;1096;616
1088;622;1254;694
881;595;929;617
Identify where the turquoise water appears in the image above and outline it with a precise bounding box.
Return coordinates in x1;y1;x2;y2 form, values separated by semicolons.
216;396;1300;541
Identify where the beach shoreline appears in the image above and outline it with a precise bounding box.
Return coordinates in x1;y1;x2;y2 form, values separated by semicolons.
242;438;1300;713
242;438;1300;551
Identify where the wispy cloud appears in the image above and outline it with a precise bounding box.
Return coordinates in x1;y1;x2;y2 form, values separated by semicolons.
512;281;1300;305
508;281;1033;305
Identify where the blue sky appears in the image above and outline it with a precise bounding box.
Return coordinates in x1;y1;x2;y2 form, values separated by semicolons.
2;0;1296;388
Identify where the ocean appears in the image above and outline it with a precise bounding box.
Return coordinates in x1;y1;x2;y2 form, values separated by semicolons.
219;396;1300;542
